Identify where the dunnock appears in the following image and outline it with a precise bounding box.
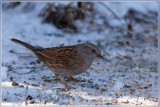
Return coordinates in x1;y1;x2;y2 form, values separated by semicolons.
11;38;104;89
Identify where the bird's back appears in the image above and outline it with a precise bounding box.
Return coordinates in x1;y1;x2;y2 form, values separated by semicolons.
35;45;91;77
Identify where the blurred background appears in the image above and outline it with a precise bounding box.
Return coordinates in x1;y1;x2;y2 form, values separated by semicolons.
2;2;158;106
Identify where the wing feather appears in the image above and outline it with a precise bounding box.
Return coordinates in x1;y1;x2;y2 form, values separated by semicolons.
34;47;85;71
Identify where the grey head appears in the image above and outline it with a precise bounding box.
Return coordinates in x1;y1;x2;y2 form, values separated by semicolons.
77;43;104;60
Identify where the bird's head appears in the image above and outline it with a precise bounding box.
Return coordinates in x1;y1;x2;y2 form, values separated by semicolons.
80;43;104;60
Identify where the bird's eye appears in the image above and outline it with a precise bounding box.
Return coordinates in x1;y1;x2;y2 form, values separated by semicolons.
91;49;96;53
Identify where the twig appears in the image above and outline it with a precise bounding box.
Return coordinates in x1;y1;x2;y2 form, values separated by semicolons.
98;2;121;20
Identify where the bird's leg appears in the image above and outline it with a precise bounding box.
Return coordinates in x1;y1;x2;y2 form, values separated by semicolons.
55;74;75;89
67;76;85;82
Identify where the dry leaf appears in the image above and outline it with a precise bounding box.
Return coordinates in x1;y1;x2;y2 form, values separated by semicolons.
100;88;106;91
116;93;121;96
92;99;97;102
112;99;118;103
88;92;91;95
80;89;83;93
138;86;143;89
122;99;129;103
108;80;114;84
72;101;76;104
126;89;131;93
80;99;84;102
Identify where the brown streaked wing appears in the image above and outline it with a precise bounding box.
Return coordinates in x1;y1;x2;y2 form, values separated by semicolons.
34;46;85;71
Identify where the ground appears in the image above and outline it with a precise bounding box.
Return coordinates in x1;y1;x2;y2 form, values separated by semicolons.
2;2;158;106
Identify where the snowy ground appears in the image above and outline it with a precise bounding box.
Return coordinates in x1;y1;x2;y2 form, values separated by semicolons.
2;2;158;105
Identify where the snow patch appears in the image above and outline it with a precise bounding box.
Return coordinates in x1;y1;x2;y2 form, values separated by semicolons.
2;66;8;81
113;81;124;92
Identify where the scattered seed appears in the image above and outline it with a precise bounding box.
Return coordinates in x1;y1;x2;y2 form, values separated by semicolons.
31;84;40;87
19;85;24;87
44;79;52;82
12;81;19;86
100;88;106;91
44;100;47;104
88;80;93;83
29;100;35;104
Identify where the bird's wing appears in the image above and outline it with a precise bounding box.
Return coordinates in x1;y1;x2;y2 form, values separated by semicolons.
34;47;85;71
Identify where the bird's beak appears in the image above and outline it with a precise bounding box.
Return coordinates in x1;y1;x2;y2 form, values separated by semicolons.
97;54;104;59
97;54;108;62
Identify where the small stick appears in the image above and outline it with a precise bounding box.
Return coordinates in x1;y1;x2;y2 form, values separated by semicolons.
98;2;121;20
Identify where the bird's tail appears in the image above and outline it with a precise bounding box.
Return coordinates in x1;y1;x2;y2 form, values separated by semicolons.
11;38;36;51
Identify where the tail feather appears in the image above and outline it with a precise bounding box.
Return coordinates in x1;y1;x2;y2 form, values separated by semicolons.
11;38;36;51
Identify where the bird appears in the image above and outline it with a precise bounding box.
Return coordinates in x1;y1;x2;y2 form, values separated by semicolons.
11;38;104;89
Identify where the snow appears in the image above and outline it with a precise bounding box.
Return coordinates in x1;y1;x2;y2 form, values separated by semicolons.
2;66;8;81
113;81;124;92
2;2;158;106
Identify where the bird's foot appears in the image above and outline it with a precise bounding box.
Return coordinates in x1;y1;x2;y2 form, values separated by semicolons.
55;74;75;90
65;84;75;91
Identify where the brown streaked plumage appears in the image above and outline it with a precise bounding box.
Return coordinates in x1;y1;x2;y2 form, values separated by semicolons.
11;38;104;89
